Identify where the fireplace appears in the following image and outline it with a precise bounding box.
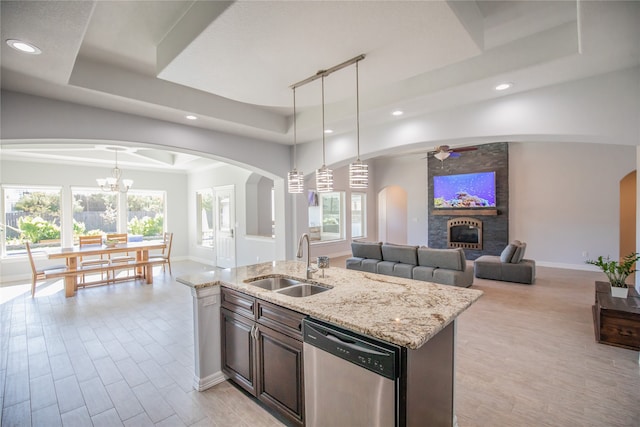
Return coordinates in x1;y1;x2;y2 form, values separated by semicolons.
447;217;482;250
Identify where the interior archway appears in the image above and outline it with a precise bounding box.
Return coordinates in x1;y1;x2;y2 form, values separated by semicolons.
377;185;408;244
620;170;636;259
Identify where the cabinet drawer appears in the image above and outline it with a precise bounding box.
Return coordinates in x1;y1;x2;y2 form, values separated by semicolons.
599;312;640;350
257;300;305;339
222;287;256;318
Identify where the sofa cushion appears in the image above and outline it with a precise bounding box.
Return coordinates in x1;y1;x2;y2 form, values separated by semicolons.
474;255;504;279
433;268;474;288
393;263;414;279
360;259;381;273
412;266;435;281
351;241;382;259
377;261;397;276
511;242;527;263
501;259;535;284
500;244;517;263
418;247;465;271
381;244;418;265
345;257;364;271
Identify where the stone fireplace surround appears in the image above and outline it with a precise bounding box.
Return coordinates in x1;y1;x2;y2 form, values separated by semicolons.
428;142;509;260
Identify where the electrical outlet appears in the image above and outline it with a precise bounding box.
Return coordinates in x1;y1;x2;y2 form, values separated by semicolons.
582;251;588;258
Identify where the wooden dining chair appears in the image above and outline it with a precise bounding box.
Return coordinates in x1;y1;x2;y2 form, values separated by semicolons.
78;235;110;284
26;242;67;297
106;233;136;281
149;232;173;275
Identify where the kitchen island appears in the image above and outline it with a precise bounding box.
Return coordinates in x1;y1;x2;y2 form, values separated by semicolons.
178;260;483;427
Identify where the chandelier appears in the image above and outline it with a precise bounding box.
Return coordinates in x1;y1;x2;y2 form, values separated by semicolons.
97;148;133;193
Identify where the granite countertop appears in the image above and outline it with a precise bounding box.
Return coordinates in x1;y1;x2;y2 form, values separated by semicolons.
177;260;482;350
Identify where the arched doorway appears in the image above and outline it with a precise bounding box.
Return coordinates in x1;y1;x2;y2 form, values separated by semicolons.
377;186;408;244
620;170;636;258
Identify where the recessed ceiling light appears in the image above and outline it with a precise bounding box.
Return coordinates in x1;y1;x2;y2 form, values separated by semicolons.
324;129;333;134
6;39;41;55
391;110;404;116
495;82;513;91
185;115;197;120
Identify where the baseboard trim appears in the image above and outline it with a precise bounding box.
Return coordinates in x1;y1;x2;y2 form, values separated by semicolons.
193;371;226;391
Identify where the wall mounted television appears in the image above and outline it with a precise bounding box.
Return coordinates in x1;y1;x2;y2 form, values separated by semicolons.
433;171;496;208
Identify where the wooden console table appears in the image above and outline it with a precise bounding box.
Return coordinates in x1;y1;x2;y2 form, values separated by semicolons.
592;281;640;351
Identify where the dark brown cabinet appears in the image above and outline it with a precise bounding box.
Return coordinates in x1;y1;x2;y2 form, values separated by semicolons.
221;307;257;395
221;287;305;426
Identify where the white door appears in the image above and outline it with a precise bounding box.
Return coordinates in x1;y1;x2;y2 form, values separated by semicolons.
215;185;236;268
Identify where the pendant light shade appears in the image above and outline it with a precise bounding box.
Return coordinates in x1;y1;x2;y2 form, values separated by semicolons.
316;75;333;193
287;87;304;193
316;166;334;192
349;161;368;189
287;169;304;194
349;60;368;189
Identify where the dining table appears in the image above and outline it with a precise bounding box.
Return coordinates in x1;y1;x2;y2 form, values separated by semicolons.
47;240;167;297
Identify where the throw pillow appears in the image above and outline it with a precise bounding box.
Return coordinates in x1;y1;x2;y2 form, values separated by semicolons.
511;242;527;263
500;244;517;263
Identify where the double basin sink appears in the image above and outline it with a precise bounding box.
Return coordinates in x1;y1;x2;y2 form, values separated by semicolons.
245;275;331;297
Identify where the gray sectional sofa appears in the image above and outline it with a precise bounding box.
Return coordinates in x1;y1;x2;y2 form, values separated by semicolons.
346;242;473;287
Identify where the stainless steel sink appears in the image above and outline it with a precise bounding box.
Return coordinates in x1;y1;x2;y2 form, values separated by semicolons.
274;283;330;297
246;276;300;290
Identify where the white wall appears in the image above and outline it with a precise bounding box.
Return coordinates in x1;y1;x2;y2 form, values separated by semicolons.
0;159;188;281
510;142;636;268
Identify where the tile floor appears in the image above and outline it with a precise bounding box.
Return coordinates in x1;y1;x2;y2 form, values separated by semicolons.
1;262;282;427
1;260;639;427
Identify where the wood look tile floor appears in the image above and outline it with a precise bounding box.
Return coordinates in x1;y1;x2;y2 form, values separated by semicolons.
1;260;639;427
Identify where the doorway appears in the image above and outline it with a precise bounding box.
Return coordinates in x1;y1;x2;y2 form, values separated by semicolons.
377;186;408;244
620;170;636;259
215;185;236;268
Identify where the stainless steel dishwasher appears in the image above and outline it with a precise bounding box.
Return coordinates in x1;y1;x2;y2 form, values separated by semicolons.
303;317;401;427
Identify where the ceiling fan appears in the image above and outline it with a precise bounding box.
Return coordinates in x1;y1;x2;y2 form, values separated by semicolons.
425;145;478;166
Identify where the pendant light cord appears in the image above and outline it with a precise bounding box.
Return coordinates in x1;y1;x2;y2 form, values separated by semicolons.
321;75;326;166
292;87;297;169
356;60;360;161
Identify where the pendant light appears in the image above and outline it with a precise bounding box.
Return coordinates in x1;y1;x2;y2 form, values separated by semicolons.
287;87;304;193
349;60;368;189
316;75;333;193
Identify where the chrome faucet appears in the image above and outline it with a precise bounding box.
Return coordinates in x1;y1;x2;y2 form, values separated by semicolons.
297;233;317;279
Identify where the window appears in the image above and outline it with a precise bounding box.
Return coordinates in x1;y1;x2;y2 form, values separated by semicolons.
351;193;366;238
127;190;165;241
72;188;118;238
197;189;214;247
2;186;62;255
308;191;345;242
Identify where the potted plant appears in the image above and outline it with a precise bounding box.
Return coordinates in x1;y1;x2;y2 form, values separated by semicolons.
586;252;640;298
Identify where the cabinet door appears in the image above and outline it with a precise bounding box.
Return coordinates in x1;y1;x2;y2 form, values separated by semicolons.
221;308;257;395
256;324;304;426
